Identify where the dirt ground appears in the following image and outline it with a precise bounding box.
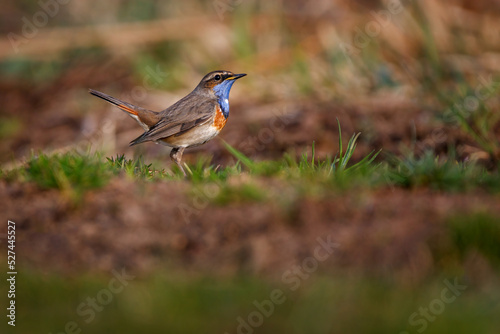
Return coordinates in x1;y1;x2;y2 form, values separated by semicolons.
0;17;497;281
2;3;500;334
1;63;480;167
1;68;498;283
2;174;499;285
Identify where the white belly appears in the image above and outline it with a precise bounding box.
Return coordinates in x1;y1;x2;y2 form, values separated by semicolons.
157;124;221;148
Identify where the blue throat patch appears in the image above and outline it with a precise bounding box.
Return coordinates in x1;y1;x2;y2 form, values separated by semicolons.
213;79;236;118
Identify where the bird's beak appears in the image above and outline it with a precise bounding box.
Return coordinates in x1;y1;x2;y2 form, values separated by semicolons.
226;73;247;81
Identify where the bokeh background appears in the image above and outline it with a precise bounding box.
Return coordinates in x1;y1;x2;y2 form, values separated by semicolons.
1;0;499;165
1;0;500;333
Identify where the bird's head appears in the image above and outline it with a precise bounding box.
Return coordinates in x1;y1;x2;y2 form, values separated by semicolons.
197;70;246;117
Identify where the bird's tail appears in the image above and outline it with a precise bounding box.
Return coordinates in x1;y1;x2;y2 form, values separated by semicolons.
89;89;142;116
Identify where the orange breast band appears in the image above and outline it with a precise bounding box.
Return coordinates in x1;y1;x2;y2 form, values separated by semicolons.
213;106;228;131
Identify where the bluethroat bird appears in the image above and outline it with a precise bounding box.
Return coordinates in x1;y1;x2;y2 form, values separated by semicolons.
89;70;246;177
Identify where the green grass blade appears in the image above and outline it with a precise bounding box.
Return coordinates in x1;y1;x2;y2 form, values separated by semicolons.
222;140;255;170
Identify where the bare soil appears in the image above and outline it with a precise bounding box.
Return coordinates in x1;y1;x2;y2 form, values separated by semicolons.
1;63;497;282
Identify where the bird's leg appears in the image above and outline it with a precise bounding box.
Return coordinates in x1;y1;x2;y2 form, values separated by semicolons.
170;147;187;178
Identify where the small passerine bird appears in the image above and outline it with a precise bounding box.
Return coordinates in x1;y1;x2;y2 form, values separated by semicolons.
89;70;246;177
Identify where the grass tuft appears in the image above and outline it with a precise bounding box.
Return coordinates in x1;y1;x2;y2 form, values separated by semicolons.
388;151;500;192
329;118;380;175
106;154;169;180
223;121;380;183
19;152;111;201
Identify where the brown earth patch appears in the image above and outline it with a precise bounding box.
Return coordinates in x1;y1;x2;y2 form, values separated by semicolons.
2;177;498;283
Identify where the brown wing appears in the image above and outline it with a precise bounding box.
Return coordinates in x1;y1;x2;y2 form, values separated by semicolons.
129;96;216;146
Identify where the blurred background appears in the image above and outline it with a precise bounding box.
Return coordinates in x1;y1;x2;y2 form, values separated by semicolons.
1;0;499;166
1;0;500;333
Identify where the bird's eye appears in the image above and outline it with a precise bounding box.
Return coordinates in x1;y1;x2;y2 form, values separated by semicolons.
214;74;221;81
